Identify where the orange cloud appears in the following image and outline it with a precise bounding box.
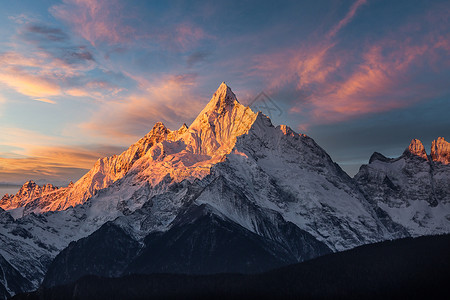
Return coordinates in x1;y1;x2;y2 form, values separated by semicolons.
34;98;57;104
0;50;115;102
0;66;61;97
0;127;125;183
79;74;204;141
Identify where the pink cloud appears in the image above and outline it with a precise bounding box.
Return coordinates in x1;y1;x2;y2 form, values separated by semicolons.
79;74;205;142
0;50;118;101
50;0;136;46
250;2;450;128
327;0;367;39
173;23;207;50
50;0;209;51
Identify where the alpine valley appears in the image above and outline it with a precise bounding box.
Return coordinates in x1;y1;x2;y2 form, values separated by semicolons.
1;83;449;299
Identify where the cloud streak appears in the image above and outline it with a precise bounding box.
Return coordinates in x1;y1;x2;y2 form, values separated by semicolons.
50;0;136;46
0;127;125;183
327;0;367;39
80;74;204;141
251;1;450;128
34;98;57;104
50;0;209;51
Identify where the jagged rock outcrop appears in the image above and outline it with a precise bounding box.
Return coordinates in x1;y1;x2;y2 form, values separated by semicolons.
0;181;59;214
355;138;450;235
431;137;450;165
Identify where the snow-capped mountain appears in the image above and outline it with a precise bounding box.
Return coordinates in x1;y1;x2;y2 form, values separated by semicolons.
355;138;450;235
0;181;59;213
0;83;449;298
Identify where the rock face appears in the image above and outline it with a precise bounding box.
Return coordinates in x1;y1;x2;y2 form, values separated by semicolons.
42;204;331;288
0;83;449;296
355;137;450;235
0;181;59;213
403;139;428;160
431;137;450;165
0;253;33;300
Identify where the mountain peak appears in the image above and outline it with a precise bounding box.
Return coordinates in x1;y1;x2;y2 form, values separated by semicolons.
202;82;239;115
151;122;168;132
431;137;450;165
403;139;427;160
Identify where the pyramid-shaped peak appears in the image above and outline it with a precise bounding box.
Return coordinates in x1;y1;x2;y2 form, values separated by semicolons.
404;138;427;159
202;82;239;115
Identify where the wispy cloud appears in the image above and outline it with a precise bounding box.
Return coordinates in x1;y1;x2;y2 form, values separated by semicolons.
24;24;68;42
34;98;57;104
0;19;123;102
327;0;367;39
79;74;204;141
50;0;136;46
0;127;125;183
50;0;210;51
0;65;61;97
250;1;450;128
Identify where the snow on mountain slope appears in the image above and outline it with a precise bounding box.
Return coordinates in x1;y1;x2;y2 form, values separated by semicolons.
0;123;187;216
0;83;448;295
0;175;151;290
206;113;408;251
0;83;257;216
0;83;261;291
355;138;450;235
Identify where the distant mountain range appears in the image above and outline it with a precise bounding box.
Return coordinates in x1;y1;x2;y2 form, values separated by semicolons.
1;83;449;299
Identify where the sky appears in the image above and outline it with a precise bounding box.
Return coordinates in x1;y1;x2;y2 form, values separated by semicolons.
0;0;449;185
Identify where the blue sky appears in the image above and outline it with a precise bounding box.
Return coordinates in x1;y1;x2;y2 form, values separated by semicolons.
0;0;449;184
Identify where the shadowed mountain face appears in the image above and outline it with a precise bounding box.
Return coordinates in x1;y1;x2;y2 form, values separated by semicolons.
42;203;331;288
13;234;450;300
0;83;449;297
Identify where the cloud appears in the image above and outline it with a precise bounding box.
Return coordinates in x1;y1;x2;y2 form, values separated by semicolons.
24;24;68;42
19;23;96;68
79;74;204;141
250;1;450;128
34;98;57;104
50;0;136;46
173;23;207;50
327;0;367;39
0;66;61;97
187;51;210;67
0;20;120;101
50;0;209;51
0;127;126;183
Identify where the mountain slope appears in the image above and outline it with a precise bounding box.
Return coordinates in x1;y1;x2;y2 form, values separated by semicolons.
42;203;331;288
0;83;257;216
13;234;450;300
355;138;450;235
0;83;449;297
0;254;33;300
